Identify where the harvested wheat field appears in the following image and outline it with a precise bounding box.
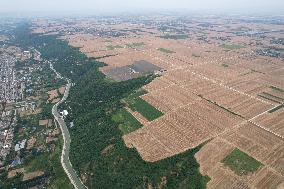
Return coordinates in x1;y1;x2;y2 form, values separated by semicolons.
253;109;284;136
124;99;243;162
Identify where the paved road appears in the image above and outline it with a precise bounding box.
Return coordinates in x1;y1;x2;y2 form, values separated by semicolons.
51;65;87;189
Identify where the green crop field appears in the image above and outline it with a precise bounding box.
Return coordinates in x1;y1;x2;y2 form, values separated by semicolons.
270;86;284;93
220;44;245;50
262;92;284;101
222;148;263;176
126;42;145;47
157;48;175;53
129;97;163;121
257;94;281;104
106;45;124;50
222;64;229;67
124;89;148;105
112;108;143;135
192;54;201;57
268;104;284;113
128;89;148;99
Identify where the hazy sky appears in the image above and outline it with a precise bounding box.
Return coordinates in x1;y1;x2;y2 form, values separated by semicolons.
0;0;284;15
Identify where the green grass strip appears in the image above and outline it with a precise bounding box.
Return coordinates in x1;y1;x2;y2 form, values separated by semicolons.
268;104;284;113
220;44;244;50
130;97;163;121
157;48;175;53
270;86;284;93
112;108;142;135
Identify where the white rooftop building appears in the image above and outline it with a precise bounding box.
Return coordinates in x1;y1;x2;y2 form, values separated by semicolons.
15;139;27;151
63;110;68;116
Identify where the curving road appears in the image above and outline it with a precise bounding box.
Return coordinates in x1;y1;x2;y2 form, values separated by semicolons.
51;63;87;189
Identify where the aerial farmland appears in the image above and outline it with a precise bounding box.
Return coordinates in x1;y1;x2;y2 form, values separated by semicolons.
30;14;284;188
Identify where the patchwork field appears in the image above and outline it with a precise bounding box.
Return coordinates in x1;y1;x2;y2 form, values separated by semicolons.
32;15;284;188
112;108;143;135
123;98;243;162
195;121;284;188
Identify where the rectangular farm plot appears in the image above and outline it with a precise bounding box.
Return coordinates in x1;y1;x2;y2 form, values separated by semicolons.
222;148;263;176
254;110;284;137
183;99;243;131
263;144;284;176
112;108;143;135
227;79;267;96
157;48;175;54
191;63;245;83
129;97;163;121
163;69;198;84
126;42;145;47
220;43;245;50
106;44;124;50
127;88;148;99
123;128;173;162
141;84;201;113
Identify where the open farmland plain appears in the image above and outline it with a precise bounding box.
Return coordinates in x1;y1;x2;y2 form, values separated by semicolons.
31;14;284;188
